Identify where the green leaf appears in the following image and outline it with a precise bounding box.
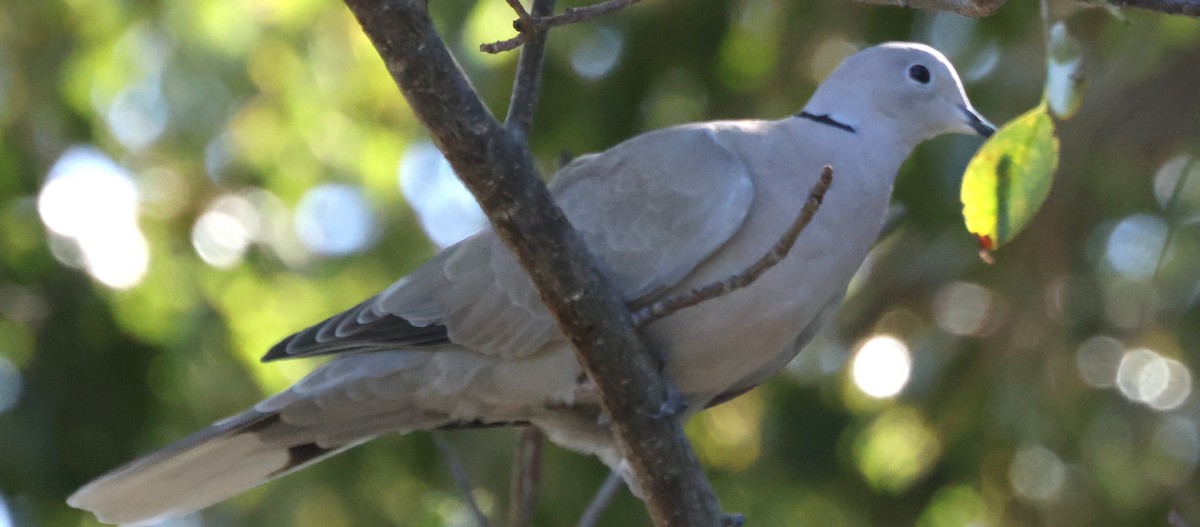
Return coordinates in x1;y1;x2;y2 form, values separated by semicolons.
1045;22;1086;120
960;103;1059;260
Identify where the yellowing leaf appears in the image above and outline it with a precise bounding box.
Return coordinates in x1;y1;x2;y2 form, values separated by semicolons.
960;103;1059;260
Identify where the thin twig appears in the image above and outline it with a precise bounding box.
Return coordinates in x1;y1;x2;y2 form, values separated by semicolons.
432;432;493;527
482;34;529;54
519;0;645;31
1153;158;1197;279
482;0;647;54
507;427;544;527
576;471;624;527
505;0;556;137
504;0;532;19
632;166;835;327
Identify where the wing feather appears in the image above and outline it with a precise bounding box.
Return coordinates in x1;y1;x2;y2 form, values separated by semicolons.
263;123;754;361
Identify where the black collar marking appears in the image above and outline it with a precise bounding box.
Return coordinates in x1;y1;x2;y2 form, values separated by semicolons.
796;111;856;134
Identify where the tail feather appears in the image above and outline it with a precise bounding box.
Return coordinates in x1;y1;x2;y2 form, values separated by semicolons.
66;410;359;526
68;350;500;525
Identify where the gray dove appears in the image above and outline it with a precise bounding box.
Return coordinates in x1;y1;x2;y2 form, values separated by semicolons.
69;42;995;525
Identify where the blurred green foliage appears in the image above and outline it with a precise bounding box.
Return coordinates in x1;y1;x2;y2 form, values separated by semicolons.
0;0;1198;526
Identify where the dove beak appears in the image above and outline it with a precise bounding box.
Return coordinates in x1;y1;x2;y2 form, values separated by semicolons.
959;104;996;138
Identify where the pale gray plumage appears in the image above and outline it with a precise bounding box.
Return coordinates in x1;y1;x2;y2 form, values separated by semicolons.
69;42;994;526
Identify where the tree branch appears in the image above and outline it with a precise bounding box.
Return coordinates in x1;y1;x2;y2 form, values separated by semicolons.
848;0;1198;18
632;166;834;327
339;1;727;525
847;0;1006;17
505;0;556;136
1108;0;1200;16
507;427;543;527
482;0;647;54
576;471;624;527
432;432;493;527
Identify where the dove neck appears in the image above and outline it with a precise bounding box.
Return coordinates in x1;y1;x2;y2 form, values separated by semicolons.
802;88;924;153
795;111;856;134
780;109;914;194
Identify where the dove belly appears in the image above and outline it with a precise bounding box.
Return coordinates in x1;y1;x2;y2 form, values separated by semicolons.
647;160;890;405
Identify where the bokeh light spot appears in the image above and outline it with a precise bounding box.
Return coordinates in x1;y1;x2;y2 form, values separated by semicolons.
915;485;985;527
0;287;48;331
37;146;149;289
0;492;12;527
691;389;765;471
80;230;150;290
192;196;257;269
1105;214;1169;281
39;149;138;238
0;356;22;414
570;27;623;80
853;407;940;493
1076;335;1124;388
932;281;995;336
1009;445;1068;503
423;489;480;527
204;132;235;182
295;184;378;256
1148;416;1200;488
1153;154;1200;223
851;335;912;399
1116;348;1192;410
462;0;520;67
641;70;708;129
107;79;168;151
399;142;487;248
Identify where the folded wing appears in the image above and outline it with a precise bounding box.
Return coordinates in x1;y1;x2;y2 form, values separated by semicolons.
264;125;755;361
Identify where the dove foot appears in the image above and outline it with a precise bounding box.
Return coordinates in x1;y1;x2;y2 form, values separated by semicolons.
648;389;688;419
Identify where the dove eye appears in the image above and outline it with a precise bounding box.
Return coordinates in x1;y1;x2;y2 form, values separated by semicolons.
908;64;931;85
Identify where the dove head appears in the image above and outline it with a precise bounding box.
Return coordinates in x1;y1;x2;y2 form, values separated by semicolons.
804;42;994;143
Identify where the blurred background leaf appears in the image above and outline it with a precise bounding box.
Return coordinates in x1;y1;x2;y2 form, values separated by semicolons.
1045;21;1085;119
0;1;1198;526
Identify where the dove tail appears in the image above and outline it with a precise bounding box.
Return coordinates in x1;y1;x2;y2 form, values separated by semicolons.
67;351;488;525
66;409;362;526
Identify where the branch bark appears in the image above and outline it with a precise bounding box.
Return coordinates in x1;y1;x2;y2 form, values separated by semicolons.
482;0;647;53
432;432;493;527
576;471;624;527
339;1;727;525
503;2;553;520
505;0;555;135
1108;0;1200;16
847;0;1006;17
507;427;543;527
847;0;1198;17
